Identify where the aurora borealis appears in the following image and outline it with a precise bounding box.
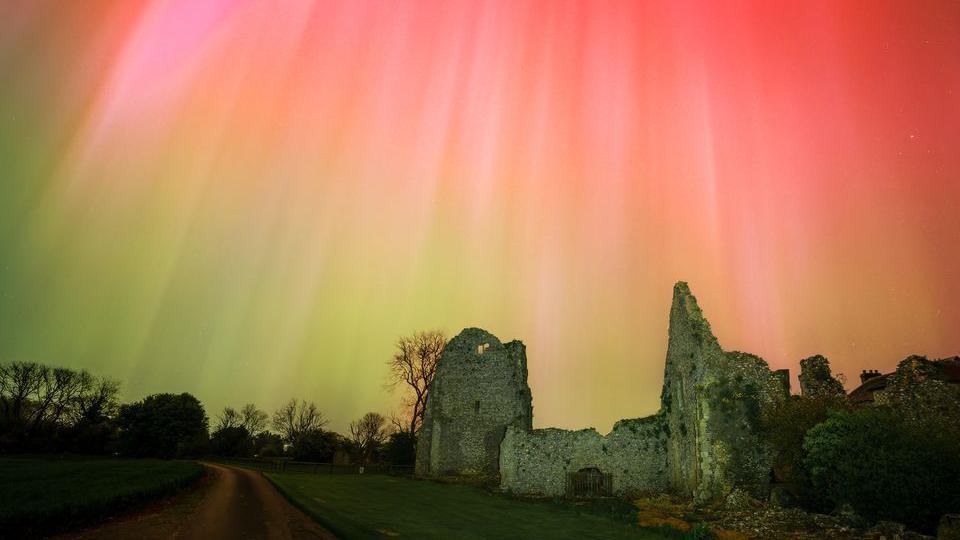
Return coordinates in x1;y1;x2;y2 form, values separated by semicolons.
0;1;958;433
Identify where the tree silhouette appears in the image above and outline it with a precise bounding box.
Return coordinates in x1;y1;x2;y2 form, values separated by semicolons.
349;412;388;463
386;330;446;435
240;403;268;435
216;403;268;435
117;393;208;458
272;399;327;446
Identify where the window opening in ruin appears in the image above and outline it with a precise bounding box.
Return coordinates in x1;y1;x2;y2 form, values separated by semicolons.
477;342;490;355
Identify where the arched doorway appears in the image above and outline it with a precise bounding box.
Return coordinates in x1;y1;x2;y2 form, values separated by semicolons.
565;467;612;498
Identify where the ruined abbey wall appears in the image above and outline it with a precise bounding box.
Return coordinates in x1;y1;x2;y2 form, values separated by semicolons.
497;283;787;500
415;328;533;478
499;416;670;496
873;355;960;423
661;283;790;500
416;283;788;501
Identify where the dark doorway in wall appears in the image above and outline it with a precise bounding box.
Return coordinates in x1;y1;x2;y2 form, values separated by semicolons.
565;467;612;498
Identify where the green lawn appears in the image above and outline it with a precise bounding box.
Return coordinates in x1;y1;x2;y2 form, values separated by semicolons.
0;457;202;533
266;472;689;539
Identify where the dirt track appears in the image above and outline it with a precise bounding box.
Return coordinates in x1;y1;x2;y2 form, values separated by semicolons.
56;463;335;540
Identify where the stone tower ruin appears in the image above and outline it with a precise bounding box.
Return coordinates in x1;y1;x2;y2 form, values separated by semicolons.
415;328;533;478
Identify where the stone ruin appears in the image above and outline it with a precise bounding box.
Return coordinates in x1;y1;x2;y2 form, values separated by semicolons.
849;354;960;419
416;282;789;501
797;355;846;398
798;346;960;427
415;328;533;478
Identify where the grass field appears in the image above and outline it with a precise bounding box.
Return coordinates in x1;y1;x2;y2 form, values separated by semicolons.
0;457;203;534
266;472;692;539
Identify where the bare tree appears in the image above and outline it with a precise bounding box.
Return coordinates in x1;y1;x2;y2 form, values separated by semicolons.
0;362;45;430
240;403;268;435
71;377;120;425
271;399;327;445
216;403;268;435
26;365;86;431
52;368;90;426
388;409;412;434
349;412;388;463
385;330;446;435
1;361;120;433
217;407;242;431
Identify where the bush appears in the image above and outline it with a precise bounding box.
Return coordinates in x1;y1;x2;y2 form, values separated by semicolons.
66;420;119;455
209;426;254;457
290;429;340;462
254;432;284;457
383;431;416;466
761;395;851;511
803;407;960;533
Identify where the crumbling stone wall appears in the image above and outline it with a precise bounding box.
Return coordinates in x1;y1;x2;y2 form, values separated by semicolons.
660;283;788;501
499;415;670;496
873;355;960;425
798;355;846;398
495;282;787;501
415;328;533;478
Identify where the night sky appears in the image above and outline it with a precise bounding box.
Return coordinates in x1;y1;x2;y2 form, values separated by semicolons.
1;1;958;433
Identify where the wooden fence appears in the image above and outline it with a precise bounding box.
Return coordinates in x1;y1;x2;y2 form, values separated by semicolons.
219;457;415;477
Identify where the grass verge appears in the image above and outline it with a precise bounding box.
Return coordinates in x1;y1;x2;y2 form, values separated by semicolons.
0;456;203;536
265;471;698;539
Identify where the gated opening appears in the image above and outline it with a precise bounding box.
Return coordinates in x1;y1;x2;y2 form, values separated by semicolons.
565;467;613;498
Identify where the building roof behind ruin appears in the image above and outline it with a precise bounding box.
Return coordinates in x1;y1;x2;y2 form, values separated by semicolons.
936;356;960;381
848;374;889;404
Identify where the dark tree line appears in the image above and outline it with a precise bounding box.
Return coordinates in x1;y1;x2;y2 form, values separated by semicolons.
210;401;399;465
0;361;120;453
2;328;450;465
